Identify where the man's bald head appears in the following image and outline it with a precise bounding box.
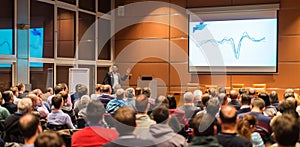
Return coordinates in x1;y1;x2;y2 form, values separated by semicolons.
230;90;238;100
219;105;237;124
19;113;41;139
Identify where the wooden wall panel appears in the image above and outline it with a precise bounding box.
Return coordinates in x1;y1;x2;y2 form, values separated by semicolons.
278;9;300;35
115;17;170;40
170;14;188;38
116;1;170;16
197;75;230;87
278;36;300;62
231;75;275;88
232;0;279;5
170;0;186;8
116;63;170;87
281;0;300;9
115;39;169;63
271;63;300;88
170;63;192;86
170;39;188;62
187;0;231;8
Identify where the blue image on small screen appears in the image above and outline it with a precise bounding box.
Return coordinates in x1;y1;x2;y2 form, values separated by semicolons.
30;28;44;67
0;28;44;68
0;30;13;55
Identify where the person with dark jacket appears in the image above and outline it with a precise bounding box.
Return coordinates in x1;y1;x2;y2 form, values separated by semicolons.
189;113;221;147
2;91;17;114
216;105;252;147
102;65;130;93
4;98;33;143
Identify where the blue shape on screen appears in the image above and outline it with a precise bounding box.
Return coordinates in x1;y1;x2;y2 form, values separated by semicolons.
29;28;44;67
193;22;207;33
198;32;265;60
0;41;11;54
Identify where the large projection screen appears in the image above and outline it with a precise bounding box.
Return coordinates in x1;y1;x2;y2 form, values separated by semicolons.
188;5;278;74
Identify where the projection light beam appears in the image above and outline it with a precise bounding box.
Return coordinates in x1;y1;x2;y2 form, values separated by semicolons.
197;32;265;60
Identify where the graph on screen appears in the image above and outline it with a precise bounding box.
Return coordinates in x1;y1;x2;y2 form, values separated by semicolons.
197;32;266;60
189;19;277;68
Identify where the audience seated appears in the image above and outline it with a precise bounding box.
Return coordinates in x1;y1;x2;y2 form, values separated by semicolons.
60;91;76;124
135;94;156;135
228;90;241;110
34;131;65;147
106;88;127;114
218;93;228;106
103;107;155;147
239;88;247;95
193;90;203;109
270;114;300;147
47;94;74;130
74;85;88;114
166;95;189;135
216;105;252;147
10;86;20;105
77;95;91;121
58;83;73;108
138;106;186;147
71;84;82;105
269;91;279;109
238;94;251;115
4;98;32;143
16;83;27;99
72;101;118;147
237;114;265;147
258;92;277;117
277;99;299;118
135;87;142;96
177;92;199;121
124;88;136;110
19;113;42;147
2;82;300;147
91;84;102;101
97;85;114;108
248;88;258;98
31;89;51;112
218;87;226;94
208;88;217;97
189;113;221;147
0;104;9;122
2;91;17;114
48;84;64;106
26;94;49;118
197;93;211;114
248;98;273;143
42;87;53;102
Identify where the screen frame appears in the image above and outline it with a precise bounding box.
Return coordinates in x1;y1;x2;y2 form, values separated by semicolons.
187;5;279;74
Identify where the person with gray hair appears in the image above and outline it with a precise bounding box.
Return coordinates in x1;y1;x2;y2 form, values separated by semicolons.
177;92;199;121
77;95;91;121
4;98;33;143
74;94;90;115
124;87;136;110
106;88;127;114
193;90;204;110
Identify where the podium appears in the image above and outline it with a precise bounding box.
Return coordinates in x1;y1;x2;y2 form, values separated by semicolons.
137;79;157;98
